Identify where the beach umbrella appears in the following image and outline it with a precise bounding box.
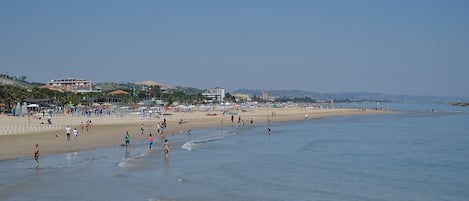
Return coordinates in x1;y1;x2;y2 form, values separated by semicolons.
27;104;39;108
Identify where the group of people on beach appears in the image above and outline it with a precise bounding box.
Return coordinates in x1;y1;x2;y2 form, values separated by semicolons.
65;125;79;141
127;121;172;160
80;120;93;132
126;132;170;159
59;120;94;141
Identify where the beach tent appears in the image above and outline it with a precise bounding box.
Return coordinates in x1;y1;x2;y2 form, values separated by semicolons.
27;104;39;113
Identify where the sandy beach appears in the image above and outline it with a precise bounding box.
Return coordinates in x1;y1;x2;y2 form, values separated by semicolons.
0;107;388;161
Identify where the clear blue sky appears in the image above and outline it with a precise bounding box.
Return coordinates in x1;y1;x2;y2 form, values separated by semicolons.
1;0;468;98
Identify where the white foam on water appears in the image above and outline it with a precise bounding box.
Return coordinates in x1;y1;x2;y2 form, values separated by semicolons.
181;134;233;151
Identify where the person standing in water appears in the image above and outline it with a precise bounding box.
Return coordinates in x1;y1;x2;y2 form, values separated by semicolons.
124;131;130;146
163;139;170;159
148;134;154;150
34;144;40;168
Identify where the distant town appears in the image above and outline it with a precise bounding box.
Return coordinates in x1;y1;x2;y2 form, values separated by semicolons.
0;73;465;114
0;74;319;115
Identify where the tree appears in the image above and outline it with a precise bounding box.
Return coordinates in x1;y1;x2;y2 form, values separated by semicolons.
225;93;236;102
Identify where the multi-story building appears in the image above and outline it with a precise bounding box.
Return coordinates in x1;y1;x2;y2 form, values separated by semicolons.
202;87;225;103
261;91;269;101
48;78;93;93
232;93;252;102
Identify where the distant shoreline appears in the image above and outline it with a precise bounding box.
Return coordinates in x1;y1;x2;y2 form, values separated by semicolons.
0;107;391;161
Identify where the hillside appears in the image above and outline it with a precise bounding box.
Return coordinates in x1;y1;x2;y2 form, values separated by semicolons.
93;82;138;91
0;77;41;89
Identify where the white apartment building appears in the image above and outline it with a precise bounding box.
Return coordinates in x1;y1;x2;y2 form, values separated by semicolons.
202;87;225;102
48;78;93;93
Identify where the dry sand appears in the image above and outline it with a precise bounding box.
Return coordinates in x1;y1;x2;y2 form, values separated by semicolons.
0;107;388;161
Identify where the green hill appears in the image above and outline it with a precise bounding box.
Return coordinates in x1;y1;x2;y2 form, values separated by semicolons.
0;76;41;89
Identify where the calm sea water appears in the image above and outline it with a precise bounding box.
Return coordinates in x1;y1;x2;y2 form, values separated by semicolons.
1;102;468;201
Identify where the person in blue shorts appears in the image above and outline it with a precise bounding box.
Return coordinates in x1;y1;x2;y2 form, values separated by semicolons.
148;134;154;150
124;131;130;146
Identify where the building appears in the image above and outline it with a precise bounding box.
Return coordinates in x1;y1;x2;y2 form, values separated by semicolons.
48;78;93;93
202;87;225;103
261;91;269;101
232;93;252;102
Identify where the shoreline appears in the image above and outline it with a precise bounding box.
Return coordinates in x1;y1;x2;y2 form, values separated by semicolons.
0;108;391;161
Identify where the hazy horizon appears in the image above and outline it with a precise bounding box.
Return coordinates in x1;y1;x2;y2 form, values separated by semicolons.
1;1;468;98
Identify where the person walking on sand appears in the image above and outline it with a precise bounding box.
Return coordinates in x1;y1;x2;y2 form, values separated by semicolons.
148;134;154;150
163;139;170;159
47;115;52;124
73;128;78;141
140;124;144;135
66;125;71;141
88;120;93;132
34;144;40;168
86;120;90;132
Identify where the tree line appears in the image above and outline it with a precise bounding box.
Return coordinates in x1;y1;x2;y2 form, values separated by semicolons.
0;84;241;113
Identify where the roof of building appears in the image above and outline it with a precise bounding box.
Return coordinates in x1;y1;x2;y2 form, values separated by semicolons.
109;90;130;95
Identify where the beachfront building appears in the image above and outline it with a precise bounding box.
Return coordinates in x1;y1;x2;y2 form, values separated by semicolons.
48;78;93;93
202;87;225;103
261;91;269;101
232;93;252;102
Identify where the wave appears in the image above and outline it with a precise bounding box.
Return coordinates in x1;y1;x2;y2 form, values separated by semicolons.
181;132;237;151
118;157;144;170
118;148;159;170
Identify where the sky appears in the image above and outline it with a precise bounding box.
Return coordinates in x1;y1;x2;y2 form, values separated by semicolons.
1;0;468;98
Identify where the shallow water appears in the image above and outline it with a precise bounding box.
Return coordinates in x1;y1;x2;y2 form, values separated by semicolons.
1;102;469;201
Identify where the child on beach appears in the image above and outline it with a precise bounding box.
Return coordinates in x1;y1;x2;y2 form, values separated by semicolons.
148;134;154;150
73;128;78;140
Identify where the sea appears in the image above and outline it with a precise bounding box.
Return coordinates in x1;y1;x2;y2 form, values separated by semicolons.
1;102;468;201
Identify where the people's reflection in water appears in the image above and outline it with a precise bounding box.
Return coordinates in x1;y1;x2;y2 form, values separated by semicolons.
125;146;131;158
